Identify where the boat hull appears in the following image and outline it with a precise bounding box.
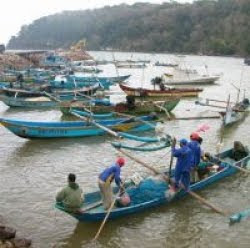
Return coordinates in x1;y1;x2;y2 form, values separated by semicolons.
60;99;180;115
55;150;249;221
0;116;155;139
164;76;220;86
119;84;202;100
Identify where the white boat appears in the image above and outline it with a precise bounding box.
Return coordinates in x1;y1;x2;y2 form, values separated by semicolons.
163;75;220;86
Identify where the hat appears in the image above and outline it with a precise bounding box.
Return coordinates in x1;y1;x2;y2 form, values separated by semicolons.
179;138;188;145
117;157;125;166
190;132;200;141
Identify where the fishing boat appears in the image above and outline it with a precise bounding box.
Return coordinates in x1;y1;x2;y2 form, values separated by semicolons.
0;96;58;108
51;74;130;90
154;61;178;67
0;95;89;108
0;115;156;139
119;84;202;100
55;149;249;221
71;65;103;73
163;75;220;86
60;98;180;115
115;63;146;69
219;98;249;126
196;97;250;126
1;83;100;98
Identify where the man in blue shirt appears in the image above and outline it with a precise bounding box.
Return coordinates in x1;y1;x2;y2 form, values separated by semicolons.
98;157;125;209
188;132;201;183
171;138;192;192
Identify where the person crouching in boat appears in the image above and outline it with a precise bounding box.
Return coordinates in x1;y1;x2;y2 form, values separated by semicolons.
188;132;201;183
98;157;125;210
229;141;249;161
170;138;192;194
56;173;84;213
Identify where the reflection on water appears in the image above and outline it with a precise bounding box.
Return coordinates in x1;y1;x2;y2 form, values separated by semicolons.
0;53;250;248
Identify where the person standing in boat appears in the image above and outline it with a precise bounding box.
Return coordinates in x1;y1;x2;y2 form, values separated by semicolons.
188;132;201;183
56;173;83;213
171;138;192;192
98;157;125;210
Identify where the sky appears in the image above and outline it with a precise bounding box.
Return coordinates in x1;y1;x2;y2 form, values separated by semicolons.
0;0;193;45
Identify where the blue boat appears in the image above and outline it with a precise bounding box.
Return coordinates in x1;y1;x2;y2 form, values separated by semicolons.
50;74;130;90
55;149;249;221
1;82;100;98
0;115;156;139
0;95;90;108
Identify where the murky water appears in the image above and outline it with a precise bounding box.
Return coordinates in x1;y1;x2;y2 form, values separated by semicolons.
0;52;250;248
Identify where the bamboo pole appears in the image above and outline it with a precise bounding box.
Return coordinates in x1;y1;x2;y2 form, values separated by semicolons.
43;91;61;102
70;111;121;138
112;111;156;129
117;148;227;216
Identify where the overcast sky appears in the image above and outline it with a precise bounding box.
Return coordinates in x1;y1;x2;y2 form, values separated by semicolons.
0;0;193;45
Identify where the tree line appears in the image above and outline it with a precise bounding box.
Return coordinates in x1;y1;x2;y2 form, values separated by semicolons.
7;0;250;56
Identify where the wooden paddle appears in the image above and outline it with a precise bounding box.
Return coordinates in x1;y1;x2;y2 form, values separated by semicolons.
93;186;123;241
116;148;227;216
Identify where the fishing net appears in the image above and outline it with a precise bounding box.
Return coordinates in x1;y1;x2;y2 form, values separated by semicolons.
126;178;168;205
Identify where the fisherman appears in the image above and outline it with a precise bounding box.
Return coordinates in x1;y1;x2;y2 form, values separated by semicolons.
229;141;249;161
170;138;192;192
56;173;83;213
188;132;201;183
98;157;125;210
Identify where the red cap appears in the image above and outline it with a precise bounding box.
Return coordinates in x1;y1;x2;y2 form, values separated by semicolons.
117;157;125;167
190;132;200;141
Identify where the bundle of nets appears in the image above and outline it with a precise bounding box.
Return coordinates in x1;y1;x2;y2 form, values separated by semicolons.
126;178;168;205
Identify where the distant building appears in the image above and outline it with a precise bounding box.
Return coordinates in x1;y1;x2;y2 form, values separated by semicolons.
0;44;5;54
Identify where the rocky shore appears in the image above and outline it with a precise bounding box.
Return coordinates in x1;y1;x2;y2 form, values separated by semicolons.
0;216;31;248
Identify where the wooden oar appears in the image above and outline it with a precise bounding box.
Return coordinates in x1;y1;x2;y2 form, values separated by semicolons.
117;148;227;216
70;111;121;138
93;187;123;241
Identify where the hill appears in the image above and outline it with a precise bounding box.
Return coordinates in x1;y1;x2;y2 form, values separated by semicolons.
7;0;250;56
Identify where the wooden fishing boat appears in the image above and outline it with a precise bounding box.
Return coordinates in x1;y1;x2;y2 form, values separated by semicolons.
0;96;58;108
196;96;250;127
119;84;202;100
219;98;249;126
60;98;180;115
115;63;146;69
155;61;178;67
0;115;156;139
163;75;220;86
50;74;129;90
0;95;88;108
1;83;100;98
55;149;249;221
